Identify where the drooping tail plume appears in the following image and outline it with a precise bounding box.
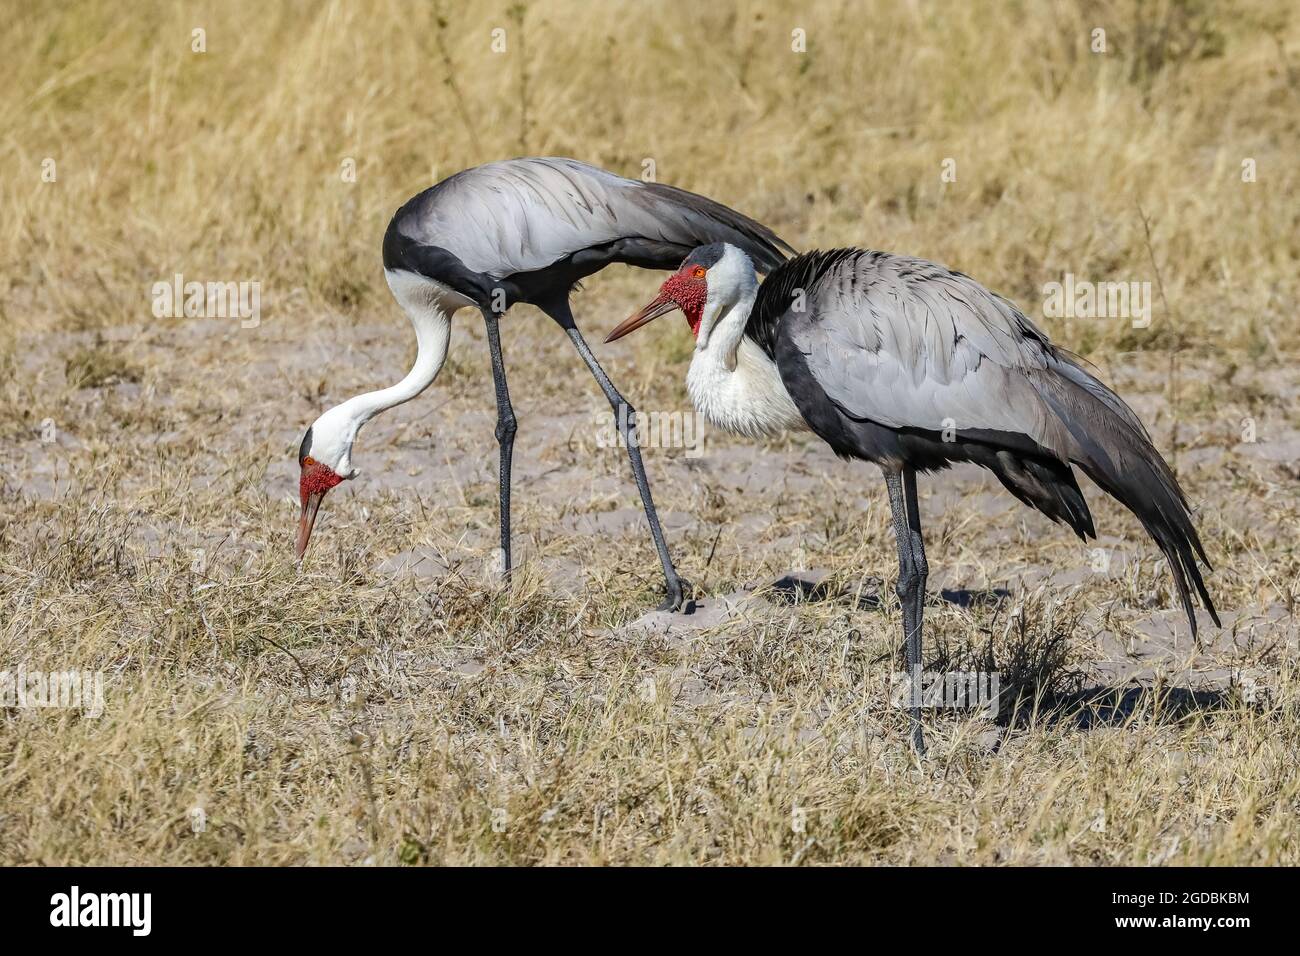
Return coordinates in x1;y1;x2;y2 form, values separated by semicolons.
1035;359;1219;636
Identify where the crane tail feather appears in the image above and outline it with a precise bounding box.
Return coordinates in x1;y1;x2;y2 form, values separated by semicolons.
1035;366;1219;635
987;452;1096;541
948;441;1097;541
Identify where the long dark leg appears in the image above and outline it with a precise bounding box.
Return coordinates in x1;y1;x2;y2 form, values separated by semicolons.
482;308;517;576
884;466;926;754
903;466;929;679
542;298;686;611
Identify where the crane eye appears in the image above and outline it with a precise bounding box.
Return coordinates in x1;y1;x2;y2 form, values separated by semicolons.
303;456;316;467
691;266;707;279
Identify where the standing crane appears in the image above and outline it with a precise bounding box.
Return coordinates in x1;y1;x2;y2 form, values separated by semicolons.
606;243;1219;751
295;158;792;610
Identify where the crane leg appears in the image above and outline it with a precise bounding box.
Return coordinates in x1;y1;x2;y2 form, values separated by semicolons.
543;301;688;612
884;466;927;755
482;309;517;577
903;466;928;751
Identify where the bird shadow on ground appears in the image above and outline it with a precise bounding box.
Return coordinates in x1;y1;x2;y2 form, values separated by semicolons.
765;572;1010;612
928;600;1251;740
1020;684;1244;731
937;586;1013;609
766;573;882;609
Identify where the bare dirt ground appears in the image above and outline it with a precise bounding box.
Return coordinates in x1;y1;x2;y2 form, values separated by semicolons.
2;274;1296;864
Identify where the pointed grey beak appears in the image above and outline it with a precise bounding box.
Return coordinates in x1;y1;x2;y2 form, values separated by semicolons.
605;293;681;343
296;491;324;560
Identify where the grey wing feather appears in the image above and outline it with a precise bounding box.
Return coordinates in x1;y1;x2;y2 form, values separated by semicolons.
395;157;791;278
778;249;1217;632
787;252;1076;458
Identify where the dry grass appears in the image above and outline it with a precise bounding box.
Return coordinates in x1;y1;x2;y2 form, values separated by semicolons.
1;0;1298;865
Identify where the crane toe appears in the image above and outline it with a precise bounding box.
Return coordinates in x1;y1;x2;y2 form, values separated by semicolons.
655;576;695;613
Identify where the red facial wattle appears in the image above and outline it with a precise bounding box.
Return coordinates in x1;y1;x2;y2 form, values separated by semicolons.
296;458;345;559
299;460;344;505
602;268;710;345
660;273;708;337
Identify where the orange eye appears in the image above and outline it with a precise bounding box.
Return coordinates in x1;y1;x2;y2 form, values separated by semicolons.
303;456;316;467
692;267;706;279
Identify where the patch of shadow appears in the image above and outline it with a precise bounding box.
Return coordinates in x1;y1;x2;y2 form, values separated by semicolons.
922;682;1243;750
938;587;1010;609
1030;684;1243;730
929;599;1254;737
768;573;882;610
766;574;1008;612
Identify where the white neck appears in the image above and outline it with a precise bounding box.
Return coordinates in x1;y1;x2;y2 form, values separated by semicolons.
310;271;465;475
686;257;805;439
344;272;455;426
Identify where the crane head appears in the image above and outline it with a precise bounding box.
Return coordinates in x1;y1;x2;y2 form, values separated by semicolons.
605;243;753;349
605;245;721;343
295;417;357;559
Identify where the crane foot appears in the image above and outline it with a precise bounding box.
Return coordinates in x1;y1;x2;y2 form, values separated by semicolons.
655;577;695;613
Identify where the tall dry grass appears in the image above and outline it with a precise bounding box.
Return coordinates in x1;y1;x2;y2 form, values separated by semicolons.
1;0;1296;352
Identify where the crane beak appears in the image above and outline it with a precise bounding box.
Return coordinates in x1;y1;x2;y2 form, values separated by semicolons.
605;294;680;343
295;491;324;560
